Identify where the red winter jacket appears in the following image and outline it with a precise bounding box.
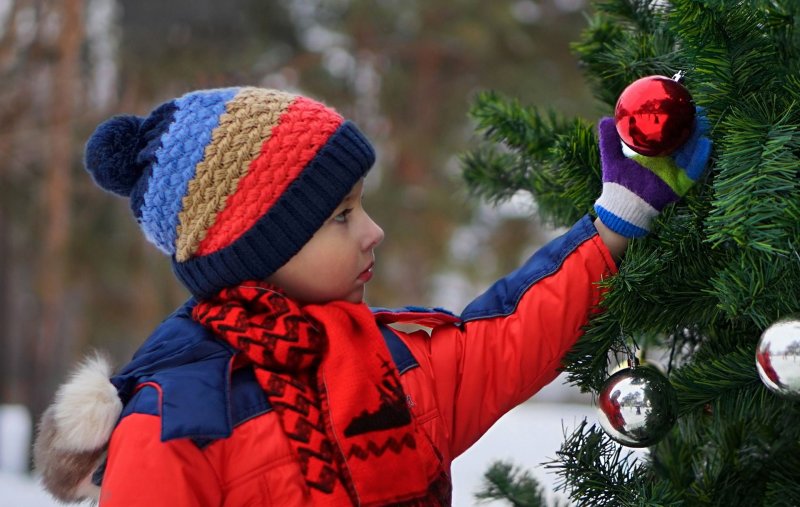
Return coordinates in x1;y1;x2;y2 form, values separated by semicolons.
97;216;616;506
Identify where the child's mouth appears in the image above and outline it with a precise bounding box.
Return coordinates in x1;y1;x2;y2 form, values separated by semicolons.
357;263;374;282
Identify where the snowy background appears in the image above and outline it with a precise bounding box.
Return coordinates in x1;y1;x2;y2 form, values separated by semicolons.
0;378;642;507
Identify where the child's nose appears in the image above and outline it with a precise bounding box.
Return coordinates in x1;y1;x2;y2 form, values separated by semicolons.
364;215;385;250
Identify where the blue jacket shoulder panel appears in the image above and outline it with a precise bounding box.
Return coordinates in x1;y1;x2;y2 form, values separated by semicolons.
119;364;272;446
115;301;418;445
112;299;244;442
461;215;598;322
192;367;272;448
378;324;418;375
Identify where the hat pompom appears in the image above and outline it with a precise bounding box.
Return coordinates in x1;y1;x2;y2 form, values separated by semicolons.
84;115;145;197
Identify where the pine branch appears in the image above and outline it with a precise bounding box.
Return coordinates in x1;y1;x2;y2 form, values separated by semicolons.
468;90;568;155
572;3;682;109
595;0;666;33
705;99;800;256
646;429;698;496
609;210;722;328
671;1;796;114
475;461;553;507
708;249;800;329
763;451;800;507
670;345;760;416
464;91;600;227
562;303;623;392
548;120;603;223
462;147;530;205
547;420;644;506
649;385;800;505
681;389;800;505
546;420;683;506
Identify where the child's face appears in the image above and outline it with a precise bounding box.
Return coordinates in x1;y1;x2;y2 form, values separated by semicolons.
266;179;384;305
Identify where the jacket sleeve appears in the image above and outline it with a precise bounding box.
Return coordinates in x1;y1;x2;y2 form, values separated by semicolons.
427;216;617;458
99;413;222;506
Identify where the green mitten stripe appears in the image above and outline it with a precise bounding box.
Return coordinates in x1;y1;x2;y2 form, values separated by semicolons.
630;155;694;196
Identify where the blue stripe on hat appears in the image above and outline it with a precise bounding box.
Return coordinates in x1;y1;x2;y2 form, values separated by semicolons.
130;101;179;221
139;88;240;254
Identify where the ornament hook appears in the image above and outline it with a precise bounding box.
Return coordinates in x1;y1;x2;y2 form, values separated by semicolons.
619;328;640;369
671;70;686;83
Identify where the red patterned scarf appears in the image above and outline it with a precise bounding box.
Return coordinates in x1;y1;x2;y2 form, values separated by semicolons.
192;281;450;506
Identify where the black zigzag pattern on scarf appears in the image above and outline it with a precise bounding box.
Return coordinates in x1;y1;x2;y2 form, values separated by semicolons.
209;308;323;372
194;290;342;495
346;433;417;460
301;457;340;494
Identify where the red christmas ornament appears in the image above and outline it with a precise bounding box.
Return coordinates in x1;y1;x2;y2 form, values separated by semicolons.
614;74;695;157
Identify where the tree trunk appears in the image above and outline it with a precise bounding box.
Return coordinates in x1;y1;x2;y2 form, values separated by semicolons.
35;0;84;414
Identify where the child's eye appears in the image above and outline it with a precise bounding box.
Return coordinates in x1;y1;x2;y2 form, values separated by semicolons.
333;208;353;223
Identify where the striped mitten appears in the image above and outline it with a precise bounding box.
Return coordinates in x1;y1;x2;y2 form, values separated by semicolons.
594;111;712;238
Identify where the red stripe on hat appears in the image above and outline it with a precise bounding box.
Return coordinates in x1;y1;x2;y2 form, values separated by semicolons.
196;97;343;256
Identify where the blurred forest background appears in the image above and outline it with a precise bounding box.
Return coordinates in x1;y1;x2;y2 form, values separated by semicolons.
0;0;596;423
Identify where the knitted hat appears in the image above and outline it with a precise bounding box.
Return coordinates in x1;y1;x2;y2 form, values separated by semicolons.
85;87;375;298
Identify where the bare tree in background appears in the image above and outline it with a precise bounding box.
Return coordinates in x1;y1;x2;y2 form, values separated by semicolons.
0;0;43;406
0;0;85;414
36;0;85;412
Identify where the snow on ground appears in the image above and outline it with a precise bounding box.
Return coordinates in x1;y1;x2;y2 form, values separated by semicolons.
451;402;596;506
0;405;31;475
0;472;72;507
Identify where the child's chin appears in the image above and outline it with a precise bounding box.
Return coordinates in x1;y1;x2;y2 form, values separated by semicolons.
344;288;365;304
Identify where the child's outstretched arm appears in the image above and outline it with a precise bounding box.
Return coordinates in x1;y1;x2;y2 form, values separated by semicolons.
413;113;712;459
409;216;615;461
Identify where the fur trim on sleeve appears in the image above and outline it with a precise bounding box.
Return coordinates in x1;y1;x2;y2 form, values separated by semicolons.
33;352;121;503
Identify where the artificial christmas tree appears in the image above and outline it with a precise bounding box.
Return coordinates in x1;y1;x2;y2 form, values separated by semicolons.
464;0;800;505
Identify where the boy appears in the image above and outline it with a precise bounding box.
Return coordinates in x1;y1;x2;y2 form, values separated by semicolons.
33;87;710;506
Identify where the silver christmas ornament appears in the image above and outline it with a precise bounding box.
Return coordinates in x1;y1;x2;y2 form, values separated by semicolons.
756;318;800;398
596;364;678;448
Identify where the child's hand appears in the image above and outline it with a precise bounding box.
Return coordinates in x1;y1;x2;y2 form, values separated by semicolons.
593;109;712;238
